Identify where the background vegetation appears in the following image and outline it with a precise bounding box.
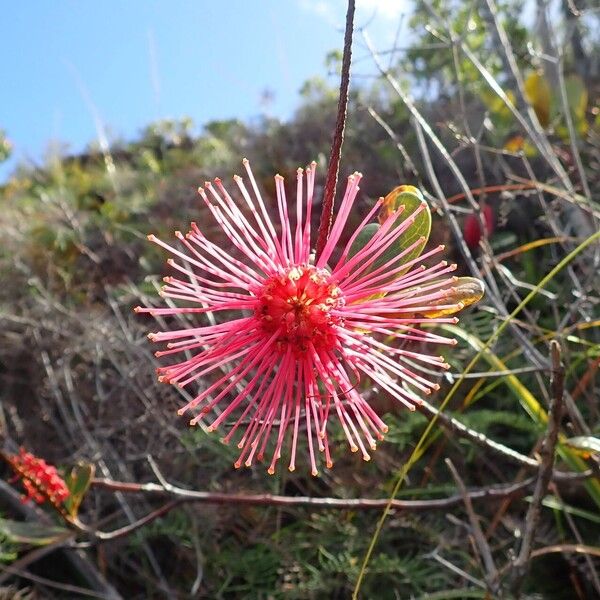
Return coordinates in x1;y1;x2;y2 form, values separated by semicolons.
0;0;599;598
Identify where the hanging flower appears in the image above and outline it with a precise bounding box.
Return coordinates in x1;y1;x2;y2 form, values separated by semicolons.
5;449;70;505
137;160;474;475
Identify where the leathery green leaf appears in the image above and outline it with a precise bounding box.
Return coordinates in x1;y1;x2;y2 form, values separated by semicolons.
347;185;431;279
379;185;431;275
348;223;379;260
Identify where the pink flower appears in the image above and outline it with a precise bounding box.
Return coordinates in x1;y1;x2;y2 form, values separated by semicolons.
137;160;463;475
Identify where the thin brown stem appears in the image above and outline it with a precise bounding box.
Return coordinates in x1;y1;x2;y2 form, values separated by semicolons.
93;499;185;542
446;458;500;596
315;0;355;260
511;340;565;594
88;473;589;513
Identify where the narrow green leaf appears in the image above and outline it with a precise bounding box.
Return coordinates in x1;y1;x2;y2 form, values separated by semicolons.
535;495;600;524
0;518;69;546
564;436;600;456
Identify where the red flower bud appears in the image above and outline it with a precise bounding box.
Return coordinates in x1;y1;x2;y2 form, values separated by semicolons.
6;449;70;506
464;204;494;250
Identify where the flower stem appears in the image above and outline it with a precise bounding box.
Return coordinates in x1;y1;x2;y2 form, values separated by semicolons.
315;0;355;261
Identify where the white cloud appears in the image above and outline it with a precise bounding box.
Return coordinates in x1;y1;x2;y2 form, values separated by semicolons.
357;0;408;20
298;0;339;27
299;0;408;22
298;0;410;44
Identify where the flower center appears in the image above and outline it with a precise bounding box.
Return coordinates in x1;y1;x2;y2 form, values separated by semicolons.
256;266;344;353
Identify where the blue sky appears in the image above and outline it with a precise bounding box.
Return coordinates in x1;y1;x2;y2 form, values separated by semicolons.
0;1;409;181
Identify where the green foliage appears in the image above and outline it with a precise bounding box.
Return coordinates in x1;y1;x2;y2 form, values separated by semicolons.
0;130;11;163
63;462;95;518
406;0;528;90
0;519;68;546
348;186;431;282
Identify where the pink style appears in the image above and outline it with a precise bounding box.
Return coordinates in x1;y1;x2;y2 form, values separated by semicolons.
136;160;463;475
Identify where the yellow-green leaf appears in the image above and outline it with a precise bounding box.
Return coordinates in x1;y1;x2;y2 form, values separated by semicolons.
0;518;70;546
421;277;485;318
564;436;600;457
524;72;551;127
64;462;95;518
347;186;431;286
378;185;431;275
556;75;589;138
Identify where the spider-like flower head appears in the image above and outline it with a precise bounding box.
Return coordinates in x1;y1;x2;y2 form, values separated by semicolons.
137;160;472;475
256;266;344;354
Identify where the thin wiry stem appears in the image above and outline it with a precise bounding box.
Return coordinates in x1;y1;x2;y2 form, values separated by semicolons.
511;340;565;593
353;227;600;600
315;0;355;260
415;398;582;478
446;458;500;596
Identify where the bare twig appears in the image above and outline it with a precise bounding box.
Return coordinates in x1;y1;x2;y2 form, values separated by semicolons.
88;499;185;542
530;544;600;560
416;398;539;471
446;458;500;596
88;471;590;513
315;0;355;260
416;396;590;481
366;106;418;176
510;340;565;593
0;565;116;599
499;544;600;579
548;483;600;596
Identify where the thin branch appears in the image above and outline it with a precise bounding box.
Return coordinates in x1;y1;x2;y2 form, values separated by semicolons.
498;544;600;578
446;458;500;596
0;565;114;599
92;499;185;542
511;340;565;592
530;544;600;560
415;388;587;482
366;106;418;176
88;473;590;513
315;0;355;260
416;398;539;470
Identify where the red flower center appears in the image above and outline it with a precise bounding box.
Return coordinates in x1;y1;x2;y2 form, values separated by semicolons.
256;266;344;353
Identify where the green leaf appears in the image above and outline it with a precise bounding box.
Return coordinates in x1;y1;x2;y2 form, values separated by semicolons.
379;185;431;274
64;462;95;518
564;436;600;457
0;519;69;546
347;185;431;280
556;75;589;138
536;495;600;524
348;223;379;260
